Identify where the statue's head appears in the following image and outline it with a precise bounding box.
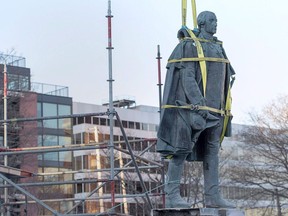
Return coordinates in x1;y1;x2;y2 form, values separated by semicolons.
197;11;217;35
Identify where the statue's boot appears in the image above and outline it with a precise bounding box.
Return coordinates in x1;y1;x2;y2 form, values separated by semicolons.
203;153;236;208
165;155;191;208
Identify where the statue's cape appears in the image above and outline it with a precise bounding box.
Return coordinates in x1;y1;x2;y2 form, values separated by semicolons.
156;38;235;161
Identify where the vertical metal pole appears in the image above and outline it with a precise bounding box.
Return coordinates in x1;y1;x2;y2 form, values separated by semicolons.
156;45;165;207
156;45;163;113
106;0;116;208
24;195;28;216
3;62;8;212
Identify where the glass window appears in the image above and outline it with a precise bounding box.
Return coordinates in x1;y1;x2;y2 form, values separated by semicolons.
73;117;77;125
142;123;148;131
88;133;96;143
78;117;84;124
114;119;120;127
37;102;42;118
74;133;82;144
92;117;99;125
90;155;97;169
59;136;72;162
58;104;71;129
8;74;19;90
128;121;134;129
135;122;140;130
76;183;83;193
85;116;91;124
19;75;29;90
43;103;57;128
100;118;106;126
75;156;82;170
43;135;58;161
122;121;127;128
83;155;89;169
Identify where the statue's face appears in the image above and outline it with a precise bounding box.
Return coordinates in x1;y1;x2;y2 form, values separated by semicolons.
203;13;217;35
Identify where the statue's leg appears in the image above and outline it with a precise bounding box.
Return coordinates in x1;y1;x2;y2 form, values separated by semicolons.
165;154;191;208
203;120;236;208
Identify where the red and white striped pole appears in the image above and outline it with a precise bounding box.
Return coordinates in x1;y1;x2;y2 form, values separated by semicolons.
106;0;116;209
3;62;8;209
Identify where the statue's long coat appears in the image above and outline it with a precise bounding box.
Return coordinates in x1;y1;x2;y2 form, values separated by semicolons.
156;35;235;161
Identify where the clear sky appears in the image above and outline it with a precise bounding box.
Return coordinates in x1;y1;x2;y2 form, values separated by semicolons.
1;0;288;124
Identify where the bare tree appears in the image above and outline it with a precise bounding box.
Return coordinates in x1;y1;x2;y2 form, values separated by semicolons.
228;95;288;216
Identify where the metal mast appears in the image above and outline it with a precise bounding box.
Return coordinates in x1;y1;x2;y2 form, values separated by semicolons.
106;0;116;208
156;45;166;207
3;61;9;215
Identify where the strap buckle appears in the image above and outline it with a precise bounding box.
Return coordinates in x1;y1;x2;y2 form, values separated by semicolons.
190;104;199;111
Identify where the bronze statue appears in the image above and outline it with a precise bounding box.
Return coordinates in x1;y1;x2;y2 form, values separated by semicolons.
157;11;236;208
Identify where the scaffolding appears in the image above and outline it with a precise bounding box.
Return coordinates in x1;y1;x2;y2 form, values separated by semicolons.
0;1;164;215
0;112;164;215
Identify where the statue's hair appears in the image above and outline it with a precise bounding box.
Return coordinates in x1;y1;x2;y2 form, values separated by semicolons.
197;11;216;28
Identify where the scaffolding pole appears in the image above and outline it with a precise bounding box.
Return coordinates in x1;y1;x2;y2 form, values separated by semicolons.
156;45;166;208
106;0;116;209
0;138;157;156
7;192;162;205
2;61;9;216
0;111;107;124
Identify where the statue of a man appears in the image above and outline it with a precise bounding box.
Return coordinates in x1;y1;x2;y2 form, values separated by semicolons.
157;11;236;208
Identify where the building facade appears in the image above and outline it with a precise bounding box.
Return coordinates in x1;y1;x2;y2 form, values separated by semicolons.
0;55;73;215
72;101;161;215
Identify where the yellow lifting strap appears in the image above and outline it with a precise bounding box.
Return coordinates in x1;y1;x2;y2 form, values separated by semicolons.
182;0;207;95
168;57;230;64
182;0;197;29
162;104;227;116
186;28;208;96
220;87;232;143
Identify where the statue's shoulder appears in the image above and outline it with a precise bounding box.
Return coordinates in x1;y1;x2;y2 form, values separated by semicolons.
177;27;199;41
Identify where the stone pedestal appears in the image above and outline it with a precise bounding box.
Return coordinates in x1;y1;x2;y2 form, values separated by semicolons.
151;208;245;216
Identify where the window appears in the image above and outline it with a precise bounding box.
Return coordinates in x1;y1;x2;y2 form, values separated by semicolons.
75;156;82;170
59;136;72;162
92;117;99;125
76;183;83;193
43;135;58;161
122;121;127;128
58;104;71;129
100;118;106;126
43;103;57;128
90;155;97;169
85;116;91;124
142;123;148;131
19;75;29;90
114;119;120;127
8;74;19;90
83;155;89;169
77;117;84;124
74;133;82;144
128;121;134;129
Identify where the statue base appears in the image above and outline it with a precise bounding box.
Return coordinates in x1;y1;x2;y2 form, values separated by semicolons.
151;208;245;216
